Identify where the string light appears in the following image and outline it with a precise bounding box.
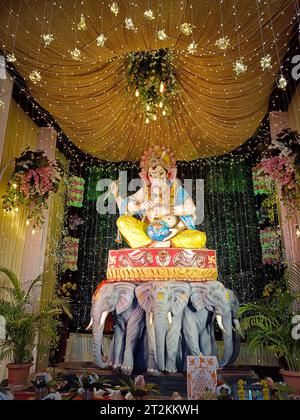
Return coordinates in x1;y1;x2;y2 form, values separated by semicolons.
77;14;87;31
6;53;16;63
157;29;168;40
41;33;54;47
29;70;42;84
144;9;155;20
109;2;119;16
96;34;107;47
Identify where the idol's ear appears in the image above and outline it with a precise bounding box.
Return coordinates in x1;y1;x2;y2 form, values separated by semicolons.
167;168;177;182
139;171;151;186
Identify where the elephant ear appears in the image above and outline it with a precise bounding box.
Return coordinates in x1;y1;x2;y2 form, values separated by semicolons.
139;171;151;186
171;283;190;316
167;168;177;183
115;283;135;315
190;283;211;312
136;283;153;313
228;289;240;316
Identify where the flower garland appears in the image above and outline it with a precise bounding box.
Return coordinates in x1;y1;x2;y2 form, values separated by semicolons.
67;176;85;208
126;48;177;122
2;148;63;228
260;380;270;400
252;166;273;196
237;379;245;400
62;236;79;272
259;228;282;266
253;129;300;218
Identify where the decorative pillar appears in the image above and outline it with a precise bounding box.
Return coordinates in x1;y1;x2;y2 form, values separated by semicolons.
269;112;300;266
20;127;57;290
0;75;13;164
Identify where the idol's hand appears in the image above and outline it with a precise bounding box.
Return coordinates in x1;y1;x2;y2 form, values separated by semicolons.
150;206;169;220
140;200;154;211
163;228;179;242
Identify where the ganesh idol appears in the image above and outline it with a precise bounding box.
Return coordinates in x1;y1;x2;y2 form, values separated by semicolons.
109;146;207;249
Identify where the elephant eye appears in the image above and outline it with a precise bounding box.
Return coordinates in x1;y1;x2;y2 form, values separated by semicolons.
214;296;219;301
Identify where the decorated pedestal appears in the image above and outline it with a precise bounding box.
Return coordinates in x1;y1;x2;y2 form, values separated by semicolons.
107;248;218;282
90;246;241;376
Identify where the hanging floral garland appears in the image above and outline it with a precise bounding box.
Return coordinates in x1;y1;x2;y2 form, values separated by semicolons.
67;176;85;208
252;129;300;218
259;228;282;266
62;236;80;272
126;48;178;122
2;148;63;228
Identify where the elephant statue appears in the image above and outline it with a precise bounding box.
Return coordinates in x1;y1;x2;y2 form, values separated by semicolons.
136;281;190;374
88;282;145;375
182;281;241;368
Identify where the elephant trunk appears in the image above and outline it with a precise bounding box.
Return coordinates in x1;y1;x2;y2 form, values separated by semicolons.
154;314;167;371
92;310;109;369
218;313;233;368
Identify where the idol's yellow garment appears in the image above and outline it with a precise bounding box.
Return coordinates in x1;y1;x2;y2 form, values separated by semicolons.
117;215;207;249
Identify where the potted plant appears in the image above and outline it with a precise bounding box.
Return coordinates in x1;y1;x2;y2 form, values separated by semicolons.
116;375;160;400
0;267;71;389
240;275;300;394
71;372;112;400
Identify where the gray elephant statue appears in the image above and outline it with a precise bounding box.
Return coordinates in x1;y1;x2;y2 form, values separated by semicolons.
182;281;241;368
88;282;145;375
136;281;190;374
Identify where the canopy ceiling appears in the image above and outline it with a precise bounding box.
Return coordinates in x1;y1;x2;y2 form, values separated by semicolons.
0;0;297;161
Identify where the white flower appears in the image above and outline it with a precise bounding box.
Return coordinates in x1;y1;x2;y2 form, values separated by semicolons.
125;392;134;400
144;9;155;20
158;30;168;40
96;34;107;47
125;18;138;32
234;59;247;75
187;41;198;54
215;36;230;50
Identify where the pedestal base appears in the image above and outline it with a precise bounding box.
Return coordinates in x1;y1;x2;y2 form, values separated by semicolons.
107;248;218;282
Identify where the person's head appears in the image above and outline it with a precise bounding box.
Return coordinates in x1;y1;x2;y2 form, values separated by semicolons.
139;146;177;186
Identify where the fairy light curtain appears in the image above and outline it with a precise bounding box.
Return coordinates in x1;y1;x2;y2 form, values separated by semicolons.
0;0;298;161
0;100;38;286
0;99;38;381
71;156;264;331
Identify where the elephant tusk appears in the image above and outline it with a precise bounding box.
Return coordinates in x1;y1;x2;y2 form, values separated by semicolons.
216;314;228;335
99;310;109;328
149;312;154;326
233;319;244;339
168;312;173;325
86;318;93;331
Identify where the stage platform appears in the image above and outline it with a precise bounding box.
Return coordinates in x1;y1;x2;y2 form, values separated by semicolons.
54;362;261;398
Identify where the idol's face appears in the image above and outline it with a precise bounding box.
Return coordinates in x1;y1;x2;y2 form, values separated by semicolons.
148;165;167;185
